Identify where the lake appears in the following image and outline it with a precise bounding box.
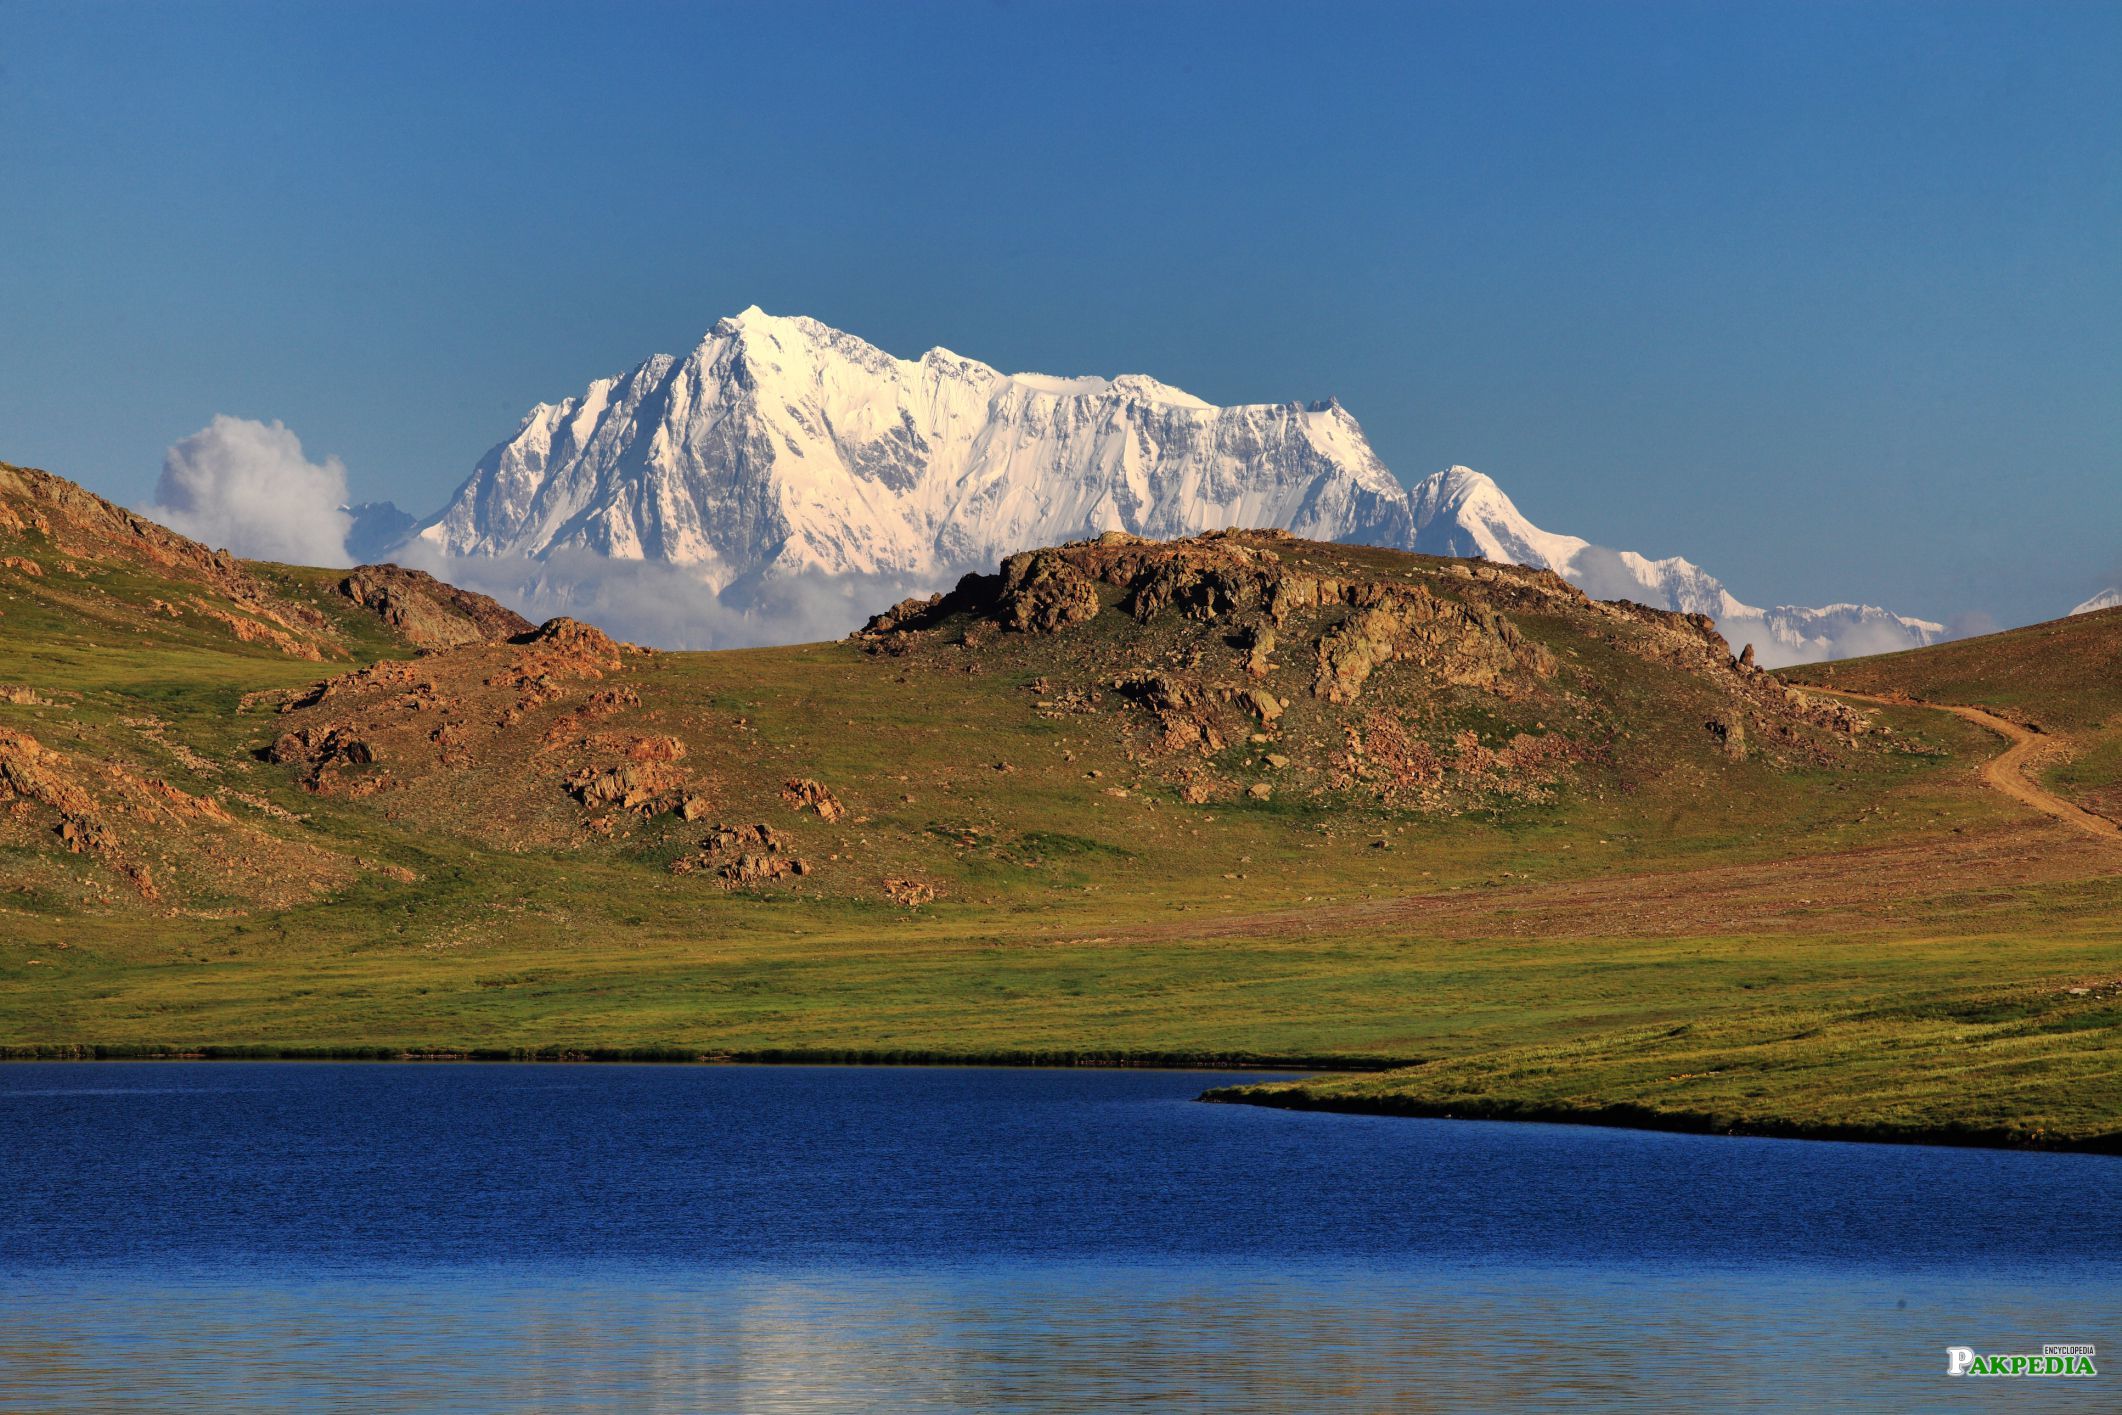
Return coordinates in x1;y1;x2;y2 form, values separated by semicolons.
1;1062;2115;1411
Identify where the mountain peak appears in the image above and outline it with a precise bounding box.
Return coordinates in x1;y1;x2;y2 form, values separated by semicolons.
723;303;779;328
708;305;843;349
1424;466;1504;500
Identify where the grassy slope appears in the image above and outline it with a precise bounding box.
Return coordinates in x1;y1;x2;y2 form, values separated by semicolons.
1783;606;2122;826
1782;606;2122;732
3;485;2119;1148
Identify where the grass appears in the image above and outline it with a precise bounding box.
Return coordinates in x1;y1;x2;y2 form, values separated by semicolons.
7;880;2121;1147
4;492;2121;1149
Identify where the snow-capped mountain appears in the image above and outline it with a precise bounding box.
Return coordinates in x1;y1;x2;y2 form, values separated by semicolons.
401;308;1941;663
2071;588;2122;616
418;306;1412;585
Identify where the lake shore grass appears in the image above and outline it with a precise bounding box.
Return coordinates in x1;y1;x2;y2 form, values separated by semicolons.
5;510;2120;1159
8;885;2120;1152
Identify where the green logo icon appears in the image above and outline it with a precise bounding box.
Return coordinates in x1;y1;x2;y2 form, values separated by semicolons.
1948;1344;2098;1378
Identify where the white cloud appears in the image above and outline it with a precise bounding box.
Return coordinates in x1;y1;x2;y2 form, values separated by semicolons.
395;540;941;651
148;416;352;566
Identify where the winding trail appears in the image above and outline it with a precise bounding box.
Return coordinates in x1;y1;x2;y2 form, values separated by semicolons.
1822;690;2122;842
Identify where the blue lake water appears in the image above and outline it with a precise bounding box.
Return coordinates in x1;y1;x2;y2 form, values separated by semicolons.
1;1062;2116;1411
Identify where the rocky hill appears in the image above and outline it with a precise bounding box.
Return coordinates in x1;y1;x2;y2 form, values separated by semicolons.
856;530;1876;811
235;527;1888;914
2;457;1899;916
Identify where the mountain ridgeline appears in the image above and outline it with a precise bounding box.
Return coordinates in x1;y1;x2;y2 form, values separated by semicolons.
392;308;1940;664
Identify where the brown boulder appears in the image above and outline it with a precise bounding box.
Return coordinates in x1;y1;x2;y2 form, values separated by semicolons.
884;877;937;907
996;551;1102;634
782;778;846;822
1244;625;1276;678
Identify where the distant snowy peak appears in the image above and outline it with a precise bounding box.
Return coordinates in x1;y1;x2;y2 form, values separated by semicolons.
1402;467;1943;666
2072;588;2122;616
1407;466;1588;570
411;308;1942;663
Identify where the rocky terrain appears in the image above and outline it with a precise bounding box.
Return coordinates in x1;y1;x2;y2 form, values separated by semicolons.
4;460;1891;916
0;461;532;912
857;528;1878;811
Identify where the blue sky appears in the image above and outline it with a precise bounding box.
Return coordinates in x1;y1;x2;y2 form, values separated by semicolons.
2;0;2116;627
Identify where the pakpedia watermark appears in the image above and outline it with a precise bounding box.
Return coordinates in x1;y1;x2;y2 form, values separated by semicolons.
1947;1344;2098;1378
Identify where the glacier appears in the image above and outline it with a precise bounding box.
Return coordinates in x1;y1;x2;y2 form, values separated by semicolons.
397;307;1943;665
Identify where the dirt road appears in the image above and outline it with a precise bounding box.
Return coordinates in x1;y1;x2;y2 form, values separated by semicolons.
1822;691;2121;842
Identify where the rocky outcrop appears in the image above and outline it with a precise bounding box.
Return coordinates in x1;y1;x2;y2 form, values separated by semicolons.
1244;625;1276;678
669;822;811;887
859;592;945;638
1705;717;1748;762
1313;587;1549;705
782;778;846;822
338;565;533;649
884;877;937;907
1234;686;1284;723
567;762;676;813
0;728;102;847
511;617;622;668
857;531;1553;712
268;726;378;770
1113;670;1225;752
996;551;1102;634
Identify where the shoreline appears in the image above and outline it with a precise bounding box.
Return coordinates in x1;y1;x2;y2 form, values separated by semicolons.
1200;1082;2122;1157
3;1043;2117;1156
0;1042;1372;1072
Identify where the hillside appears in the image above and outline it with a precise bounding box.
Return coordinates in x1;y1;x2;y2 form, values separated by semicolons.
3;460;2119;1149
1783;606;2122;733
0;460;529;911
1783;607;2122;827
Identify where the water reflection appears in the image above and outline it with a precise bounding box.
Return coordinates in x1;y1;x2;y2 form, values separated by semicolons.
3;1262;2112;1412
2;1063;2117;1412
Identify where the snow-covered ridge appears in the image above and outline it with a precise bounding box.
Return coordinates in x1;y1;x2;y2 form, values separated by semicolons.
417;306;1410;587
405;307;1943;663
1403;466;1945;664
2071;588;2122;616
